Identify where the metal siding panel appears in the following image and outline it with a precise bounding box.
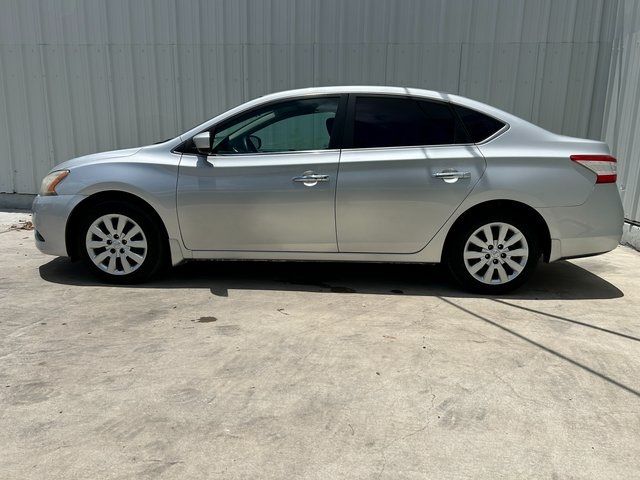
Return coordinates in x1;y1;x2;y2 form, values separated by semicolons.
130;45;178;145
0;0;628;194
602;4;640;222
0;47;13;192
618;37;640;219
459;43;539;121
244;44;314;100
107;45;139;148
535;44;574;136
385;44;461;92
41;45;78;166
176;45;245;131
314;44;387;86
1;45;44;193
561;43;600;137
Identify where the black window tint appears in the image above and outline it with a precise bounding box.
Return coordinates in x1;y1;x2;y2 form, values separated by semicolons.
353;97;468;148
418;100;470;144
452;104;505;143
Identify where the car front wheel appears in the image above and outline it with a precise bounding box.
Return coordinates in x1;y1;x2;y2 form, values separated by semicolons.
78;201;166;283
446;216;540;293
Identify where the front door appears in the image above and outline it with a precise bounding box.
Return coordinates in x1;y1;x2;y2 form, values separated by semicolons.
177;96;345;252
336;95;486;253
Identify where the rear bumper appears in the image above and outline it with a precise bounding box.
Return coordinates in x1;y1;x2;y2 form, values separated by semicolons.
538;183;623;261
32;194;85;257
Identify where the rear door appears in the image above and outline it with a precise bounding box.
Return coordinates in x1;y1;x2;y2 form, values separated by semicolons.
336;95;486;253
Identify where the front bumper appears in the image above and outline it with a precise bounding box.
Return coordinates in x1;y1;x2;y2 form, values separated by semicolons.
32;194;85;257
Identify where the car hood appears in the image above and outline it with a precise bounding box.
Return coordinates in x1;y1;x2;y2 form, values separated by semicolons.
52;147;142;171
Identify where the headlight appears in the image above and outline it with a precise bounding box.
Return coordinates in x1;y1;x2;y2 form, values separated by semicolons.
39;170;69;196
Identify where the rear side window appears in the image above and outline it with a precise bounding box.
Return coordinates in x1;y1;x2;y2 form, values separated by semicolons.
352;96;469;149
452;104;506;143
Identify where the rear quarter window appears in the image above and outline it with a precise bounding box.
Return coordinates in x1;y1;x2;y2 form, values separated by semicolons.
452;104;506;143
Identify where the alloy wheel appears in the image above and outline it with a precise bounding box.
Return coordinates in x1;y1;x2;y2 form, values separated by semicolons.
85;214;148;275
463;222;529;285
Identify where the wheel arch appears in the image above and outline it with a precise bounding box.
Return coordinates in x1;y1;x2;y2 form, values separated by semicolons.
65;190;171;261
443;199;552;262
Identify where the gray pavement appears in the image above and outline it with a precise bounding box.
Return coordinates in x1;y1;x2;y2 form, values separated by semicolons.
1;212;639;479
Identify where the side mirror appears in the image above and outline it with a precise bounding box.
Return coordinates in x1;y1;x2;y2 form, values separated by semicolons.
193;131;212;155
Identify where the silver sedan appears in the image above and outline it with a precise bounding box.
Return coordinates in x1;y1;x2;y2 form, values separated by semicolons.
32;86;623;293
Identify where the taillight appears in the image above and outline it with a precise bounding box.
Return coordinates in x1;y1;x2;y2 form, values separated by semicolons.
570;154;617;184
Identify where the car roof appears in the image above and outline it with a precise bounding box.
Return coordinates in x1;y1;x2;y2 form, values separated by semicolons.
178;85;540;143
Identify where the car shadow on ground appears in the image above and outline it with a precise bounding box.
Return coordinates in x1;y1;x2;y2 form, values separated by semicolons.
39;257;624;301
39;257;639;397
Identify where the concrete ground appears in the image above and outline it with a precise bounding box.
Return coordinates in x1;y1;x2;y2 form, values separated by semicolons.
1;211;640;479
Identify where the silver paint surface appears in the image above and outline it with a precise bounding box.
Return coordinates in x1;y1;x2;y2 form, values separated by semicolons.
32;86;624;266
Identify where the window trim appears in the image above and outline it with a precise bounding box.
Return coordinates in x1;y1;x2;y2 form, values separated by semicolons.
341;93;509;150
173;93;349;156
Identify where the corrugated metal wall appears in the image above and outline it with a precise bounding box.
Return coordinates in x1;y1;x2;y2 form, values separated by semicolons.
0;0;621;195
603;0;640;223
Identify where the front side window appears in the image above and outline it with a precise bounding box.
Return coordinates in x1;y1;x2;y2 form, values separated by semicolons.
212;97;339;154
352;96;469;149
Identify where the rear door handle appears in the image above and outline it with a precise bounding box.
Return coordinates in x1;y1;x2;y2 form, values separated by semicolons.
292;171;329;186
432;170;471;183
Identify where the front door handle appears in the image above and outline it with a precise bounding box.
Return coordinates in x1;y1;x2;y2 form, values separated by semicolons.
292;171;330;187
432;170;471;183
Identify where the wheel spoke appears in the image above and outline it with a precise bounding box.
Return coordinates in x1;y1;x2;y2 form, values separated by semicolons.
507;248;528;257
464;251;486;260
468;235;487;249
496;263;509;283
469;260;487;274
89;225;108;240
503;232;523;248
87;240;107;249
103;217;117;235
106;255;117;273
126;240;146;248
121;257;133;274
116;215;127;235
93;250;110;264
125;250;145;264
483;265;495;282
497;224;508;244
483;225;494;244
126;225;142;240
504;257;524;272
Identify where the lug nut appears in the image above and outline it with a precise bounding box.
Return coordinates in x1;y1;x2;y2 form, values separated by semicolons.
485;254;490;259
493;259;499;264
120;248;125;253
498;244;503;249
114;234;119;239
110;248;115;254
106;240;112;245
122;240;127;245
488;245;493;250
501;253;506;258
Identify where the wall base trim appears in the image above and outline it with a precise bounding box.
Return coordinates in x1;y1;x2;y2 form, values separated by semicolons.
0;193;36;210
622;222;640;251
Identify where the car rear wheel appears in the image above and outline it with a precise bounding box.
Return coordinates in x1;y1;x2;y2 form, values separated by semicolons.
78;201;166;283
446;215;540;293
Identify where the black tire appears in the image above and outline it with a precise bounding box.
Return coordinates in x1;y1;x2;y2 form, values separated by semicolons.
77;200;167;284
445;213;540;294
